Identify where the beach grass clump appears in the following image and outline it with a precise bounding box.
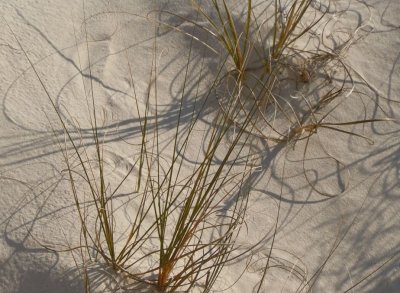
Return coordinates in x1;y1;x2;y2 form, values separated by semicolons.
189;1;352;141
6;13;262;291
191;0;393;159
189;0;330;139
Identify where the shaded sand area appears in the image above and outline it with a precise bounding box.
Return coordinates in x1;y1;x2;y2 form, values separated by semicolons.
0;0;399;292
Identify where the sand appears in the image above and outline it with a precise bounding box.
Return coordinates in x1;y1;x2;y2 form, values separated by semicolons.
0;0;399;292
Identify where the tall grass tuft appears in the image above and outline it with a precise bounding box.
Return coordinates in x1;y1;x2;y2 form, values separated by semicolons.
5;9;261;291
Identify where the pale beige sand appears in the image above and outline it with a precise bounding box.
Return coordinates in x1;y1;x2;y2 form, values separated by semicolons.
0;0;399;292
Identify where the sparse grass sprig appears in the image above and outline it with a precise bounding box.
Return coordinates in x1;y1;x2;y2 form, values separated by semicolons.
269;0;324;61
192;0;253;81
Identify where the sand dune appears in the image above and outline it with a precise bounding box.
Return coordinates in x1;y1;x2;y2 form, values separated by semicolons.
1;1;399;292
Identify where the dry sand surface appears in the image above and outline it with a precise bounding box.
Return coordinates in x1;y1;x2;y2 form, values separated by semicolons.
0;0;399;292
